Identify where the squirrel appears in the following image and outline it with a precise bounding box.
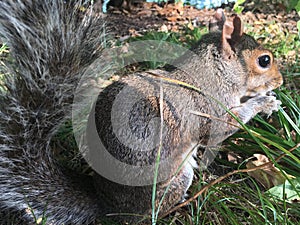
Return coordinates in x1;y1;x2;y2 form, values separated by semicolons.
0;0;283;224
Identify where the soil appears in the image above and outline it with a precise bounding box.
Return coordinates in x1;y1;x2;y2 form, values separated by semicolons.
105;0;300;66
106;1;299;37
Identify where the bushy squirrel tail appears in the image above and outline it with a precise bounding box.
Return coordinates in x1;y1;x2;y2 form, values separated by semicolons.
0;0;106;223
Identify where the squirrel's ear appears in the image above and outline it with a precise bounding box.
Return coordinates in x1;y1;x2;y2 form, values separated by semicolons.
209;8;226;32
221;14;244;56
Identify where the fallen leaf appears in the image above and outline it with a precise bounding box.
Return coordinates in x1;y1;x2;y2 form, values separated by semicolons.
159;24;169;32
246;154;294;189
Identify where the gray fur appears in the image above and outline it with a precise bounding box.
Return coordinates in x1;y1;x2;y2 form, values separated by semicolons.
0;0;106;224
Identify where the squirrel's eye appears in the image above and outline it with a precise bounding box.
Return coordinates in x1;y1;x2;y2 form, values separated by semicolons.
258;55;271;68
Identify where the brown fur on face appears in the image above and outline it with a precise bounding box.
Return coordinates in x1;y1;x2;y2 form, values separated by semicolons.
242;48;283;97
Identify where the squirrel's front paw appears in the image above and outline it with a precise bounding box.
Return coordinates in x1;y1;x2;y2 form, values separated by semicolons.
251;95;281;116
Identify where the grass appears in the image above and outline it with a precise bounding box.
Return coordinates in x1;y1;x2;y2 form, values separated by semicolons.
116;25;207;71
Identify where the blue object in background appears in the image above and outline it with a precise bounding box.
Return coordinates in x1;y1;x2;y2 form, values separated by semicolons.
146;0;237;9
103;0;237;12
185;0;236;9
103;0;110;13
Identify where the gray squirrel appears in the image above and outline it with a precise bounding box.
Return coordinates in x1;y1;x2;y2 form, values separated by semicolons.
0;0;283;224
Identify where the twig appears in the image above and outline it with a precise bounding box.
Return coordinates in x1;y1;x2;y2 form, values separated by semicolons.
189;110;241;129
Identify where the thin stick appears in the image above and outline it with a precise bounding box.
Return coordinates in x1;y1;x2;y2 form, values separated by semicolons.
189;110;241;129
151;78;165;225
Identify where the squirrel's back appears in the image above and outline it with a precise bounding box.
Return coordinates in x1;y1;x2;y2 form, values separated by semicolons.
0;0;106;224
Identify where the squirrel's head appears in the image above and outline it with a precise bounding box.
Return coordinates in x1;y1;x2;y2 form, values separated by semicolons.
240;45;283;97
210;9;283;97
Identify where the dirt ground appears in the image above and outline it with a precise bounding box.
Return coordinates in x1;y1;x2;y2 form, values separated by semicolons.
106;1;299;37
105;0;299;66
